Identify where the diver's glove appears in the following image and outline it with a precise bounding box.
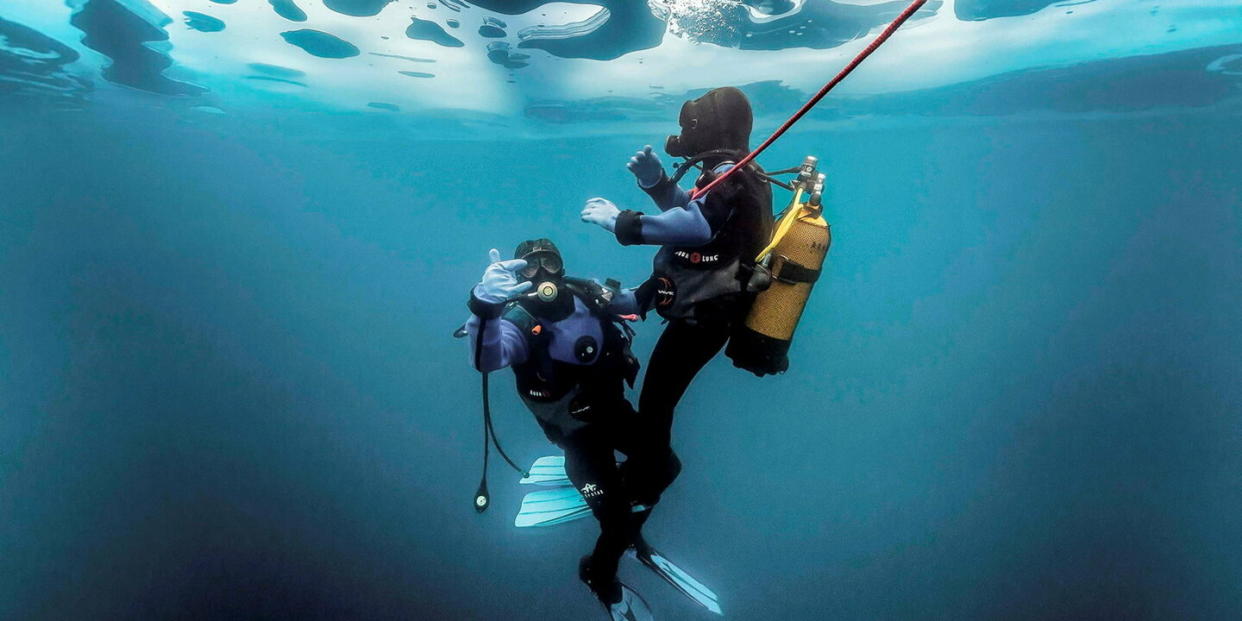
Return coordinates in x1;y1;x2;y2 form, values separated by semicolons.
581;197;621;233
626;145;665;189
473;248;533;304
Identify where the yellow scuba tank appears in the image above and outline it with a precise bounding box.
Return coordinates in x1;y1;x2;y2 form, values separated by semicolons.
727;156;831;376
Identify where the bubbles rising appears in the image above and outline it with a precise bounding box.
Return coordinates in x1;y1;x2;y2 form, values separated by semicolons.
648;0;747;47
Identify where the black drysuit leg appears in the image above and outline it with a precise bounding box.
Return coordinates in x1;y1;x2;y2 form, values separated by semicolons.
561;426;646;602
627;319;728;505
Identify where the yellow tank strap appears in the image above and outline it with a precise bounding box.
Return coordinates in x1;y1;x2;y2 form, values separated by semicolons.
755;188;805;262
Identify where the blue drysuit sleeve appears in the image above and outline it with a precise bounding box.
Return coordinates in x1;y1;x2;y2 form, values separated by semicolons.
642;173;692;212
606;288;642;316
617;163;734;247
465;313;528;372
630;202;713;246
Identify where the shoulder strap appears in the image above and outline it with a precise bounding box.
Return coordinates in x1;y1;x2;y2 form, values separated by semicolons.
563;277;616;316
565;277;637;342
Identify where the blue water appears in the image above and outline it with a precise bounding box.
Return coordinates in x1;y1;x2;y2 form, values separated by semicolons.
2;1;1241;619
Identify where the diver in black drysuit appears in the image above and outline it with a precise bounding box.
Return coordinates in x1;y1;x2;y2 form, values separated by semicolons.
464;240;652;612
580;87;773;506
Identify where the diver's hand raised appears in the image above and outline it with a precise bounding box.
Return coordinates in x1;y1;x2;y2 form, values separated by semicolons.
474;248;533;303
627;145;664;189
581;197;621;233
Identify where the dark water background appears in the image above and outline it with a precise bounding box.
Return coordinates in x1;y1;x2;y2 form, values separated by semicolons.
2;106;1240;619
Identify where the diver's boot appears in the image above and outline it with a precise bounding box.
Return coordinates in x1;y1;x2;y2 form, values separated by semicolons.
583;555;656;620
628;532;650;556
625;505;653;555
579;554;623;606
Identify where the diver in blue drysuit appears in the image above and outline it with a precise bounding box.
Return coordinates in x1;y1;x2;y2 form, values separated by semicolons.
580;87;774;508
464;239;660;615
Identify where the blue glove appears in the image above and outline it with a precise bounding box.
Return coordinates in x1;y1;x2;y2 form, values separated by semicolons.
474;248;533;303
581;197;621;233
626;145;664;189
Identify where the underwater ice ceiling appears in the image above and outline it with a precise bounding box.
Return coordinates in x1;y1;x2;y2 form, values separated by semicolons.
1;0;1241;123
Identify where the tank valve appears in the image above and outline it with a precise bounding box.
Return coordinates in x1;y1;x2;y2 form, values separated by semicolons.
809;173;826;208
